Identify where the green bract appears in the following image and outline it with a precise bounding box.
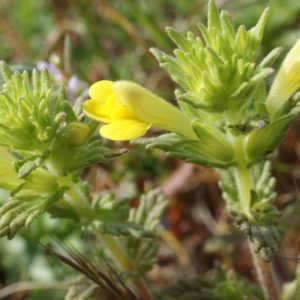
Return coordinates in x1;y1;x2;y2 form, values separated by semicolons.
145;2;286;167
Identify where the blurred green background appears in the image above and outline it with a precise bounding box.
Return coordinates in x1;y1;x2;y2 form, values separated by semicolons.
0;0;300;299
1;0;300;92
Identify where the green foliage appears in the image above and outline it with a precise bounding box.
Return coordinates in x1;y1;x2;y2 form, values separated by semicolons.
0;185;68;240
0;63;126;238
0;63;74;151
163;263;264;300
86;192;158;238
120;189;168;275
218;160;282;262
1;0;300;299
133;133;236;168
151;3;273;120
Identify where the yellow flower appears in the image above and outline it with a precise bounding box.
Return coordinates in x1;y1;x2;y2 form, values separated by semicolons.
82;80;198;141
266;39;300;120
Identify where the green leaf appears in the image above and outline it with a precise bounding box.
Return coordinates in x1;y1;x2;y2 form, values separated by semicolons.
192;120;235;163
93;221;155;238
120;189;168;275
0;186;68;239
207;0;221;32
94;193;130;223
257;47;283;70
133;133;236;169
48;138;127;176
166;27;193;54
248;7;270;54
163;263;264;300
245;113;297;159
220;11;235;44
236;220;281;264
235;25;247;57
89;192;158;238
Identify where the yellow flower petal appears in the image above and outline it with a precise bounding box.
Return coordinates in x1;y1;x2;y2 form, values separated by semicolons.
112;106;138;121
84;80;197;141
89;80;114;101
100;119;150;140
82;100;111;122
83;95;118;123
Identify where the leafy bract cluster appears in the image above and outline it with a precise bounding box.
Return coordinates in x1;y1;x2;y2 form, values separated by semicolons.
152;4;274;117
0;62;127;239
135;1;299;168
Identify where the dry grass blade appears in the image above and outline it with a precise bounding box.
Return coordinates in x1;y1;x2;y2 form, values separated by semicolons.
27;234;142;300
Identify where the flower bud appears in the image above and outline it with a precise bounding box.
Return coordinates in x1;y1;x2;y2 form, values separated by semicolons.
266;39;300;120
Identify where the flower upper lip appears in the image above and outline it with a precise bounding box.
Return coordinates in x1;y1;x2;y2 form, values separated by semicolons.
266;39;300;121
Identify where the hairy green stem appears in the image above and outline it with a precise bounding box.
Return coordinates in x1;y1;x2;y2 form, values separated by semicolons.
234;163;252;214
250;245;280;300
63;183;97;220
232;136;253;218
54;176;99;221
231;136;280;299
99;233;133;271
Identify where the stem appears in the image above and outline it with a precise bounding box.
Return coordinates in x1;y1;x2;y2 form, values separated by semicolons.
231;136;280;299
55;177;153;298
235;162;252;212
55;176;98;221
250;245;280;300
63;183;97;220
96;232;154;300
232;136;253;219
99;233;134;271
